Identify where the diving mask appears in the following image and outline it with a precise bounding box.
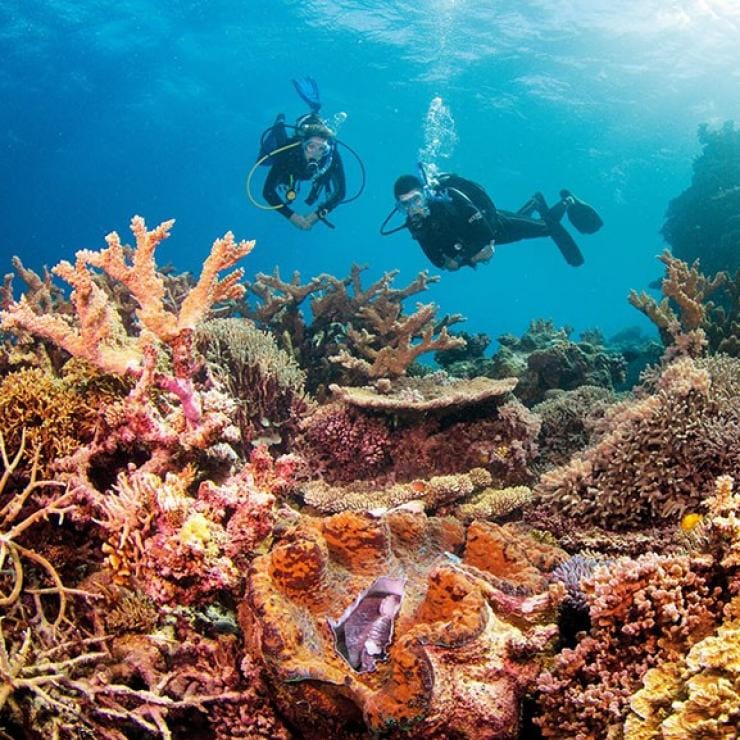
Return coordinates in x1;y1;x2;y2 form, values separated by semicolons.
397;190;429;219
303;137;331;161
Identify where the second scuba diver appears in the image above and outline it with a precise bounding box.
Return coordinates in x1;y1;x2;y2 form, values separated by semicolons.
248;78;364;231
381;169;603;270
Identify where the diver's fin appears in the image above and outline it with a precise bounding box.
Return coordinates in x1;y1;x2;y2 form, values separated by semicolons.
292;76;322;113
547;221;585;266
560;189;603;234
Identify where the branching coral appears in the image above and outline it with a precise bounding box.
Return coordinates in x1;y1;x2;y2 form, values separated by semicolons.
1;218;252;467
535;552;722;737
629;250;730;359
0;431;76;630
535;355;740;530
245;263;463;391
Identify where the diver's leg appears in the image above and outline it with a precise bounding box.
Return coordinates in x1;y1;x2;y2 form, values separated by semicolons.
498;208;584;266
495;211;550;244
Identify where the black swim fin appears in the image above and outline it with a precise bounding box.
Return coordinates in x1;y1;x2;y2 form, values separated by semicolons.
547;220;585;266
561;189;603;234
292;76;322;113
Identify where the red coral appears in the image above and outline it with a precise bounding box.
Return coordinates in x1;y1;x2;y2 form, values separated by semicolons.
535;552;722;736
299;403;393;482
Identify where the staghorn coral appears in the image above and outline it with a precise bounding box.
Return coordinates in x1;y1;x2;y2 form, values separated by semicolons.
629;250;728;359
0;431;76;631
535;355;740;530
245;263;463;392
195;317;309;453
330;300;465;380
243;508;561;738
1;216;253;475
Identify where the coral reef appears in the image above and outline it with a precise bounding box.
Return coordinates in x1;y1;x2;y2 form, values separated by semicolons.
243;508;562;738
300;468;493;514
195;317;309;453
486;319;626;405
629;249;732;359
534;354;740;529
531;385;613;471
2;217;254;477
245;263;465;392
661;120;740;277
298;373;540;487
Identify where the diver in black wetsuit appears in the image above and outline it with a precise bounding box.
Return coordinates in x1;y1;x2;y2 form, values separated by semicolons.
381;172;603;270
262;114;347;231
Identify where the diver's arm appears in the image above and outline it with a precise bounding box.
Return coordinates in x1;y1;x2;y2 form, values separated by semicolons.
315;151;346;217
263;161;295;219
418;238;447;269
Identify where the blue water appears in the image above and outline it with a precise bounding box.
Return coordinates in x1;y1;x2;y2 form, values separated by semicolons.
2;1;739;345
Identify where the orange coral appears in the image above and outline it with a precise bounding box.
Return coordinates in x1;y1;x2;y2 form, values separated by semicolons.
244;508;560;737
1;216;253;377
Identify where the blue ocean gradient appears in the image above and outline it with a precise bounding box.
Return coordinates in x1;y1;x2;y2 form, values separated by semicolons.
2;0;739;345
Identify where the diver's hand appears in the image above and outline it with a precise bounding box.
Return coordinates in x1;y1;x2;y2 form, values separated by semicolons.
289;213;312;231
470;243;494;265
304;212;320;228
442;257;461;271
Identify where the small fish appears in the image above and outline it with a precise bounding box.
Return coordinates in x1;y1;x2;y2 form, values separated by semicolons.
680;512;703;532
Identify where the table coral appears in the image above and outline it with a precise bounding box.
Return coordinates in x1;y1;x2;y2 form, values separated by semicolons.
243;508;561;738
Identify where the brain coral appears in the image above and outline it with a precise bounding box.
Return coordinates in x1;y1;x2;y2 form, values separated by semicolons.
242;508;562;738
534;354;740;530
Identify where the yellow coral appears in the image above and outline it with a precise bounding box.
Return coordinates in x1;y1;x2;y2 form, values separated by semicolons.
179;513;216;556
0;366;106;471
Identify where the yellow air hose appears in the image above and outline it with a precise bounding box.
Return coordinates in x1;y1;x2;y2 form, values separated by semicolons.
245;140;302;209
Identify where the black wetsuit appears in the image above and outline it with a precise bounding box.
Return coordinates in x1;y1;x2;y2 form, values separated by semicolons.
407;174;552;269
263;137;346;220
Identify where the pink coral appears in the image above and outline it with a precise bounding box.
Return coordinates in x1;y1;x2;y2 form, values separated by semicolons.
535;552;722;737
299;402;393;482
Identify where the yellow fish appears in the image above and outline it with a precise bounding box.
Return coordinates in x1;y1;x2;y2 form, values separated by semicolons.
680;512;703;532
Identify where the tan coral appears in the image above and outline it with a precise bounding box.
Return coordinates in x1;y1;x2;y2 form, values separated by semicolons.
455;485;533;521
624;594;740;738
243;509;560;738
330;375;518;414
301;468;492;514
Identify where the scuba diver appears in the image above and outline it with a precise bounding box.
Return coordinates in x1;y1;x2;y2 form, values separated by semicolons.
380;168;603;270
247;77;365;231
